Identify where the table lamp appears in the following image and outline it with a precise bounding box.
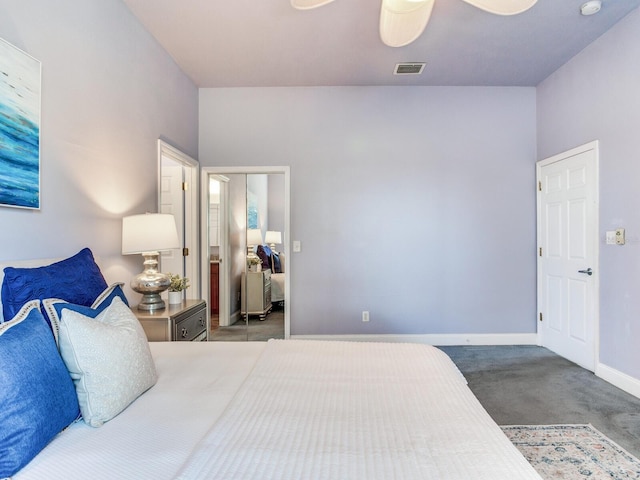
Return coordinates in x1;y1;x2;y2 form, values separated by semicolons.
265;231;282;252
122;213;180;311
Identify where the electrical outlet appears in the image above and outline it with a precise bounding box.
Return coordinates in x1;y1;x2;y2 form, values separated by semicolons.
616;228;625;245
362;311;370;322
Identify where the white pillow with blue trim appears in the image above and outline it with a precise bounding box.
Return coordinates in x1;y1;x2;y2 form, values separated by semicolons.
42;282;129;345
56;296;157;427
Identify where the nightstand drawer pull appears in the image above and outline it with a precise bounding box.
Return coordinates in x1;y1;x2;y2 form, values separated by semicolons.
181;327;189;338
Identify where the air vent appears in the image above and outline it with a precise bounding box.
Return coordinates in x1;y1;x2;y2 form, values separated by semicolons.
394;63;426;75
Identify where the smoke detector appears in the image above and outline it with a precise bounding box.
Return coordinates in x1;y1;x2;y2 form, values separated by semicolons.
580;1;601;16
394;63;426;75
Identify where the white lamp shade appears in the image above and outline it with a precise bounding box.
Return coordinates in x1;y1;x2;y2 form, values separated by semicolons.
122;214;180;254
247;229;263;246
265;231;282;245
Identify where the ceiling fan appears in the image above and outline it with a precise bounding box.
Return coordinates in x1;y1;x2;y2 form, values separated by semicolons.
291;0;538;47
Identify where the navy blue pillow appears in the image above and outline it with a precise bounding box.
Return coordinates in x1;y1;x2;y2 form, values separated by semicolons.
0;301;80;478
256;244;273;271
271;252;282;274
1;248;107;323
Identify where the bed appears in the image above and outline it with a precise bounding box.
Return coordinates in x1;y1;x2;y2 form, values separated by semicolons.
1;250;542;480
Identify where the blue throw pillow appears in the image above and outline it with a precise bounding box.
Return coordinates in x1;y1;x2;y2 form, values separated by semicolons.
0;301;80;478
1;248;108;324
42;283;129;344
271;252;282;273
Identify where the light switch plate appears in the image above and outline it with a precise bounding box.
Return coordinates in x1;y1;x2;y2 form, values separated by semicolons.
606;231;617;245
293;240;301;252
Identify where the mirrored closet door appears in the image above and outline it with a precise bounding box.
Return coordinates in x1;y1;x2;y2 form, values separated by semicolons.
203;168;289;342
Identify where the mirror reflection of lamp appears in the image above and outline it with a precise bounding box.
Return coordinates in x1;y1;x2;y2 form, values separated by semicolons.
122;213;180;311
246;229;263;269
265;231;282;252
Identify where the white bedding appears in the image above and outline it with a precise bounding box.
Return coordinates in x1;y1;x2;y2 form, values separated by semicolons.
175;340;541;480
15;342;267;480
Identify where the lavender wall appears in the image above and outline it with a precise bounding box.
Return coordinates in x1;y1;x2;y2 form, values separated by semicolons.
0;1;198;298
200;86;536;336
537;9;640;379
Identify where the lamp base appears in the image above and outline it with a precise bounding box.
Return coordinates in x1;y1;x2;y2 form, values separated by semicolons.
131;251;170;311
137;293;166;311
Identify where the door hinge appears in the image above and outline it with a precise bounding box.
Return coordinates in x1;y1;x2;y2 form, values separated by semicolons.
538;180;542;192
182;182;188;191
539;312;543;322
183;247;189;256
539;247;543;257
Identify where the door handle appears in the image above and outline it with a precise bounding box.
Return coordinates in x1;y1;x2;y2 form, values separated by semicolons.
578;268;593;276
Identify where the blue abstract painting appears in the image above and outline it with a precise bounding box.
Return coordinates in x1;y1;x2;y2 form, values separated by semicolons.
0;38;40;209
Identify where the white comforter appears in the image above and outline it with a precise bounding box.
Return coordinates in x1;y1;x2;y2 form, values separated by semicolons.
15;342;267;480
175;340;541;480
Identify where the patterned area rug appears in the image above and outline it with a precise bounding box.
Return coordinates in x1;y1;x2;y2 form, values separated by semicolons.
502;424;640;479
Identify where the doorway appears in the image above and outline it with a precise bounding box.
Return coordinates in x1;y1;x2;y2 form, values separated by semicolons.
157;140;200;299
537;141;599;371
200;166;291;341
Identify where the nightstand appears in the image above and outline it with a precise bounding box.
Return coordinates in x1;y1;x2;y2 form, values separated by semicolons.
241;270;272;320
134;299;207;342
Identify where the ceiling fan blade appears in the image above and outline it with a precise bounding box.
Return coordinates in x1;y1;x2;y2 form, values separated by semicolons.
291;0;336;10
461;0;537;15
380;0;436;48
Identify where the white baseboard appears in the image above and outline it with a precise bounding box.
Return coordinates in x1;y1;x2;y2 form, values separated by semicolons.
290;333;538;346
596;363;640;399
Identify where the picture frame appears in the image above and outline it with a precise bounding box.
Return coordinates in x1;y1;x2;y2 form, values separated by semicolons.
0;37;41;210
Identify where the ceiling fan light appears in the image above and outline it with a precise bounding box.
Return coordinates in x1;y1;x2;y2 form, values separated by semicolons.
461;0;537;16
380;0;435;47
291;0;336;10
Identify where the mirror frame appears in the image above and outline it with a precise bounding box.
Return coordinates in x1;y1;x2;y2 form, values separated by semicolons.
201;166;291;340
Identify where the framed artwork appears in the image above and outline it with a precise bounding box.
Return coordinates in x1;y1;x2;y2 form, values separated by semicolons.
0;37;41;209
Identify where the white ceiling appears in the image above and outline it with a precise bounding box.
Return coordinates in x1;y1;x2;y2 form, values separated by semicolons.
122;0;640;88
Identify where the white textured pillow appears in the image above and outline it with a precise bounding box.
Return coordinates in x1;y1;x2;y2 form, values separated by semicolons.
57;296;157;427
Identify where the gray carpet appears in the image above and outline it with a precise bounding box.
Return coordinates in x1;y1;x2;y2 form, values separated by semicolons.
439;345;640;459
209;308;284;342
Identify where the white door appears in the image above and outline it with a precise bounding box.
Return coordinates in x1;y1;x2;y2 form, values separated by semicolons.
158;140;200;300
159;163;184;279
208;175;231;327
537;141;599;371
